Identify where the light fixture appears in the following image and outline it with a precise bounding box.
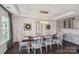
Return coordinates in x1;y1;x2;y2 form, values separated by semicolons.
40;21;48;24
40;11;48;14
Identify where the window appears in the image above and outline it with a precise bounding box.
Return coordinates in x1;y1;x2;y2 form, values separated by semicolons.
68;20;71;28
63;18;73;29
63;20;66;28
0;6;10;45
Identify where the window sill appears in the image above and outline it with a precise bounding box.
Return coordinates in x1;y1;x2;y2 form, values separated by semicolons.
0;39;9;46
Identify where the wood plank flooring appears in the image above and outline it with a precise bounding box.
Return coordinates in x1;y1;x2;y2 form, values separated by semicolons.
5;41;79;54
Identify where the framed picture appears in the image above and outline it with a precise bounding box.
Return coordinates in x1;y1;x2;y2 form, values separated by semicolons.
24;23;31;30
46;24;51;30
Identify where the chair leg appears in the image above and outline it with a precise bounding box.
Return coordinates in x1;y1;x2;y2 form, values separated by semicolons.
34;49;36;54
57;44;59;48
28;46;30;54
60;43;62;47
26;46;27;53
46;46;47;52
50;44;52;51
40;48;42;54
31;47;33;52
19;46;21;53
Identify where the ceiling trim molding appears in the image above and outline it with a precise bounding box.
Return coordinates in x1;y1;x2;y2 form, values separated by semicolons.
15;14;54;21
53;11;76;20
0;4;12;15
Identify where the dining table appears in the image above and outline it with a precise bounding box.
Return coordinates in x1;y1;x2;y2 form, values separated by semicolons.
22;34;58;43
23;36;34;42
22;34;58;49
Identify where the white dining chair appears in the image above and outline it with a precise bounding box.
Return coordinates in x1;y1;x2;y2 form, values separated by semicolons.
42;35;52;52
31;36;43;54
53;32;63;47
17;34;30;53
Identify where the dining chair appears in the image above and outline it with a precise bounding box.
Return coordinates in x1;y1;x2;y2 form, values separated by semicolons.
53;32;63;47
42;35;52;52
31;36;43;54
17;34;30;53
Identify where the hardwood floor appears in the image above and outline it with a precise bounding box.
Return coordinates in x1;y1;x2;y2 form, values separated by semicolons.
5;41;79;54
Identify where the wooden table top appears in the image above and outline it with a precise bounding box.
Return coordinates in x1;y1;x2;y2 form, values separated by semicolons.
22;39;34;42
23;34;55;42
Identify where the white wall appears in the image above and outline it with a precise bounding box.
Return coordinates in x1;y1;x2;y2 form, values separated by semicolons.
12;16;37;42
46;21;56;35
12;16;56;42
37;20;56;35
73;19;79;29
